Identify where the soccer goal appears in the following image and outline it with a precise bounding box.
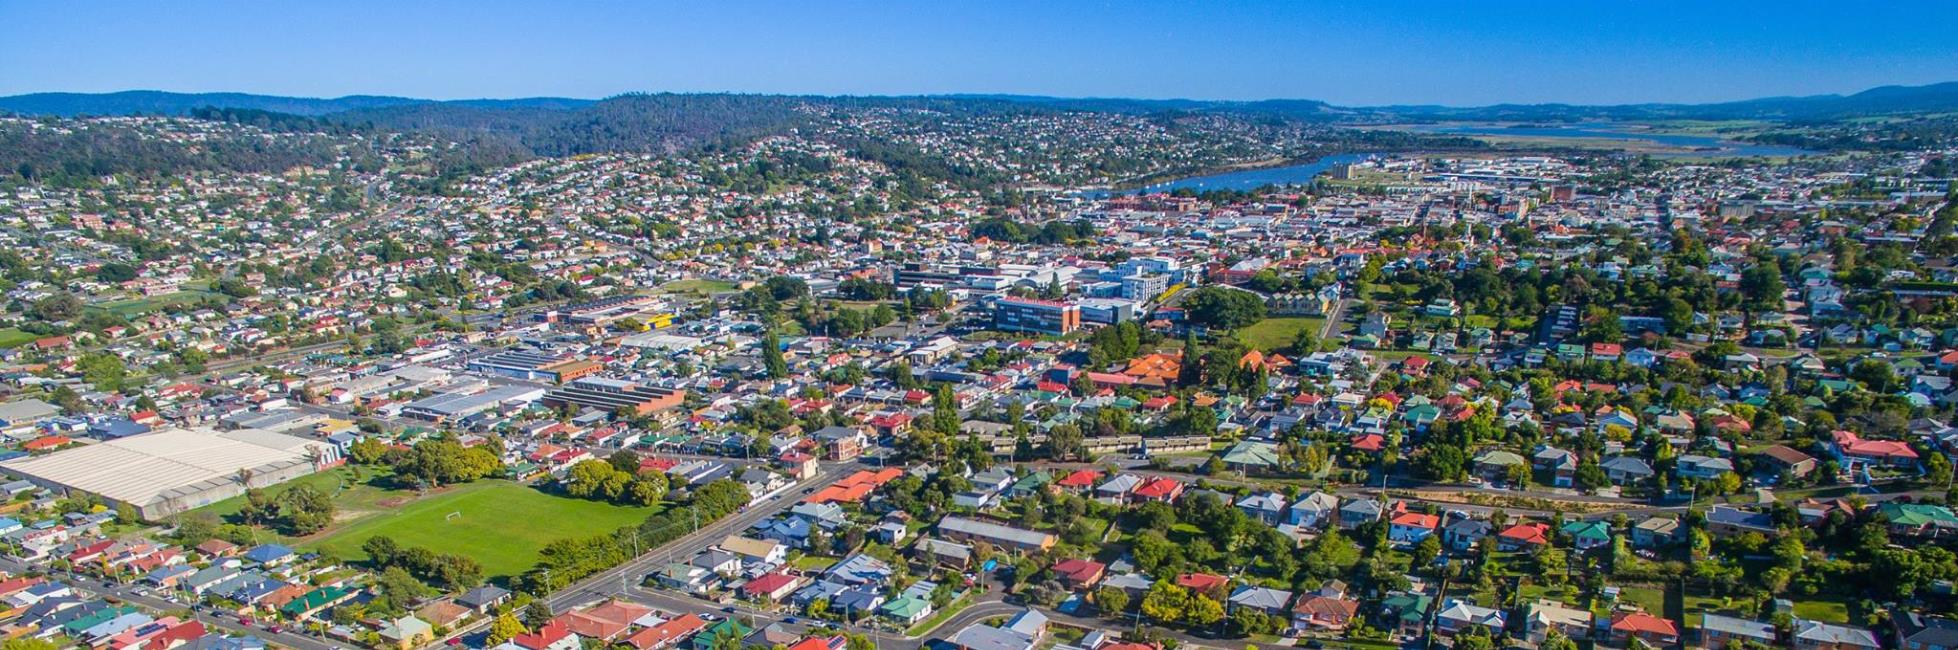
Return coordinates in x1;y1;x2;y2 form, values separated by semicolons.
445;511;463;521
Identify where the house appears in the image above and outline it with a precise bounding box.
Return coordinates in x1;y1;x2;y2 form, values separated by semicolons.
880;594;934;625
1600;456;1656;485
1831;430;1919;469
1287;492;1340;529
1236;492;1288;524
741;572;803;603
457;585;512;613
1292;587;1360;632
1877;503;1958;539
1380;593;1433;638
1892;612;1958;650
1609;612;1680;648
1705;506;1776;537
1561;520;1612;551
1760;445;1818;478
1444;518;1492;552
378;616;433;650
1700;614;1777;650
1632;517;1681;549
1794;619;1879;650
1132;477;1184;503
1434;599;1506;637
626;614;707;650
720;536;787;567
1473;450;1528;481
1050;558;1107;590
1388;512;1440;544
1677;454;1736;480
1227;586;1293;615
948;608;1047;650
1339;499;1384;529
1496;522;1551;552
1523;600;1592;643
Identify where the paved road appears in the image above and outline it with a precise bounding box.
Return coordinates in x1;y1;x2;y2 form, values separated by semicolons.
0;557;336;650
544;461;858;612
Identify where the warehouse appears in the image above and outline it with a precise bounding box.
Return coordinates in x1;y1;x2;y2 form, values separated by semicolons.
0;426;342;520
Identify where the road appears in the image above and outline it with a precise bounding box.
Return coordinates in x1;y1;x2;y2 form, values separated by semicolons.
0;556;337;650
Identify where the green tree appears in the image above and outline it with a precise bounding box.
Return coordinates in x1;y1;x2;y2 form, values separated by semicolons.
487;612;527;646
1095;586;1131;617
761;329;789;379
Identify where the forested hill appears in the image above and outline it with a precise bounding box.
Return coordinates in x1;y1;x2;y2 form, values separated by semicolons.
10;80;1958;125
0;90;592;117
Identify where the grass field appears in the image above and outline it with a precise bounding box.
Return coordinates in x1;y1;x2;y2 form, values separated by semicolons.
307;480;664;579
0;328;38;349
660;279;739;295
90;290;220;317
1236;317;1325;351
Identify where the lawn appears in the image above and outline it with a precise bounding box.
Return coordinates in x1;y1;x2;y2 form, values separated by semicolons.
309;480;664;579
1614;585;1668;616
793;556;840;571
1236;317;1325;352
0;328;38;349
1792;600;1851;624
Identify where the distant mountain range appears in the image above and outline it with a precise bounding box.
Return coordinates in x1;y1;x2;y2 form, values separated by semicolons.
6;81;1957;123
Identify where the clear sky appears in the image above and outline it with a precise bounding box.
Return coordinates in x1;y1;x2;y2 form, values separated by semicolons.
3;0;1954;106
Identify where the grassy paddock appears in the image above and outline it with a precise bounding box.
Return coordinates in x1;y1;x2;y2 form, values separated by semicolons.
0;329;38;349
308;480;664;578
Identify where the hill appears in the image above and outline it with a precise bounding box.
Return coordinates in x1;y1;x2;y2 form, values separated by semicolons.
8;81;1958;124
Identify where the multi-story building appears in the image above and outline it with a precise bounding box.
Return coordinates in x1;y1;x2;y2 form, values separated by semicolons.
993;297;1081;335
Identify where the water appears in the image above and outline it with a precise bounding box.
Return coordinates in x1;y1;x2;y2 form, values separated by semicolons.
1416;122;1813;157
1084;152;1375;197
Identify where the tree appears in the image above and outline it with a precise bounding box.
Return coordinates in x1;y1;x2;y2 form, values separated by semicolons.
374;566;432;612
1140;581;1191;623
349;437;390;465
1096;587;1131;617
2;638;61;650
523;600;554;629
762;329;789;379
1185;594;1226;628
1182;287;1267;330
487;613;527;646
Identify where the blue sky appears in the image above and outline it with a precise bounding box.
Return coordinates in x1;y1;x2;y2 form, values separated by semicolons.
3;0;1954;105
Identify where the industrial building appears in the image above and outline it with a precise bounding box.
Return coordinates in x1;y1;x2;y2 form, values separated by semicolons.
399;385;547;423
0;426;342;520
465;350;604;383
542;377;687;417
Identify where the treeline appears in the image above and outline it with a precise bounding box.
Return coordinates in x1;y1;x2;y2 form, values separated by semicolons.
0;119;361;187
514;478;751;593
361;535;486;590
968;218;1097;244
559;454;668;506
349;436;505;488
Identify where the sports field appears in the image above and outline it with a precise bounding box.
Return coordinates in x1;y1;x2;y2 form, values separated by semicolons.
309;480;664;578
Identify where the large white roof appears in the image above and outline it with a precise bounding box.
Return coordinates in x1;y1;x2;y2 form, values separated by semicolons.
0;426;327;507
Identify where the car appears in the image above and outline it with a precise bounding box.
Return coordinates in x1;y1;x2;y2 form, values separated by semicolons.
237;617;253;626
267;625;283;634
722;606;737;613
802;487;816;494
784;617;799;624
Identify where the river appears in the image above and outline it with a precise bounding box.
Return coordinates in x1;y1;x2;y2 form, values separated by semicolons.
1083;152;1376;197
